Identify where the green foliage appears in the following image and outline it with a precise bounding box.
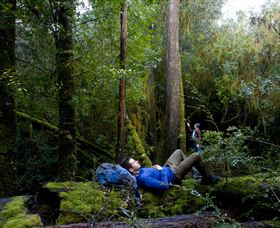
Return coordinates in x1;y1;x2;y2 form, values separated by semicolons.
17;123;59;187
203;126;259;176
0;196;42;228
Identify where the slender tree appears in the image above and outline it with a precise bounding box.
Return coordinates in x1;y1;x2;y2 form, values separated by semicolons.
0;0;17;196
165;0;183;159
53;0;77;180
117;0;127;161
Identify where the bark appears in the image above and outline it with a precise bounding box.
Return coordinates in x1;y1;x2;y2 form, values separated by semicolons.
165;0;181;160
117;0;127;162
54;0;77;180
146;69;158;159
40;216;273;228
179;63;186;153
0;0;18;197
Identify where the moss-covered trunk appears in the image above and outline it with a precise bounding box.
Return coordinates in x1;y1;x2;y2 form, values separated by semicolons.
54;0;77;180
179;62;186;153
0;0;18;197
127;121;152;166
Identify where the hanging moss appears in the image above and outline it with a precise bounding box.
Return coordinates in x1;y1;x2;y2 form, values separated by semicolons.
0;196;42;228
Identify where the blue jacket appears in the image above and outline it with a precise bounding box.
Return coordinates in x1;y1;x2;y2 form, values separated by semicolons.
136;166;175;191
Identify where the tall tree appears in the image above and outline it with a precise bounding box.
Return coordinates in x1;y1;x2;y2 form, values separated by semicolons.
0;0;17;196
117;0;127;161
53;0;77;180
165;0;184;159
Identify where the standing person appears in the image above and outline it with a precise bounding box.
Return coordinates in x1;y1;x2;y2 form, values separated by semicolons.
187;122;202;154
120;149;219;192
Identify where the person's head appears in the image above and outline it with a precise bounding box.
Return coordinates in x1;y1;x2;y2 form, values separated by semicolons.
194;123;200;129
120;157;141;175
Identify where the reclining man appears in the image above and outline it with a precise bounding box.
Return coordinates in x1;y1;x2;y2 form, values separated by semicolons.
120;149;220;192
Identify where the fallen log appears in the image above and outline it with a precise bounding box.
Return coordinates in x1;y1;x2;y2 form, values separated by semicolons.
38;213;274;228
126;118;152;166
16;111;113;160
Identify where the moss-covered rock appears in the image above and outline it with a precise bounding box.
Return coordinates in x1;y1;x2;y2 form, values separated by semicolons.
46;181;129;225
0;196;42;228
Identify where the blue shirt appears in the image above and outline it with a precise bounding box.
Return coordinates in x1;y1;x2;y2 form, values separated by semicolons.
136;166;175;191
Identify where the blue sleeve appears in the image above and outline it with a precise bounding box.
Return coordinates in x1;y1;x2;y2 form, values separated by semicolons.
139;169;169;191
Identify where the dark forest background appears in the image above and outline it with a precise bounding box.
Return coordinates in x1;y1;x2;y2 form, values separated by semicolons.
1;0;279;198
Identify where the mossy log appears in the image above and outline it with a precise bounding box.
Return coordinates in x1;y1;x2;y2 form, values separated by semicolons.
16;111;113;160
0;196;43;228
2;175;277;227
126;120;152;166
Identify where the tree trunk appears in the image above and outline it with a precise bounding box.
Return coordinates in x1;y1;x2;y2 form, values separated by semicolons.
117;0;127;162
54;0;77;180
0;0;18;197
179;62;186;153
165;0;181;159
146;68;158;160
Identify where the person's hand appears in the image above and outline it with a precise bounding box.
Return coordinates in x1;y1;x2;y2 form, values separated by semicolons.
152;164;163;170
187;122;190;127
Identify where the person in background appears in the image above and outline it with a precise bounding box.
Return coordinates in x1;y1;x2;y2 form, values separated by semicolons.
120;149;220;192
187;122;203;178
187;122;202;154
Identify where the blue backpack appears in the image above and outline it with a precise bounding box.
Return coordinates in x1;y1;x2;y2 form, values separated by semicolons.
95;163;141;205
95;163;137;189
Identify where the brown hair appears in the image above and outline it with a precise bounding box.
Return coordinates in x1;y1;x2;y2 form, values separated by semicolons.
120;157;132;171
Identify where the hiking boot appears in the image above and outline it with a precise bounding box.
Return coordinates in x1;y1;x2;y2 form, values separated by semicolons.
191;168;202;179
201;175;220;185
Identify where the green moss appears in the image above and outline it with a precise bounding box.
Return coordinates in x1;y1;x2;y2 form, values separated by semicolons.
0;196;43;228
195;176;280;221
265;219;280;227
3;215;42;228
46;177;279;225
138;179;206;218
1;197;26;219
46;181;97;191
127;123;152;166
47;181;126;225
214;176;265;196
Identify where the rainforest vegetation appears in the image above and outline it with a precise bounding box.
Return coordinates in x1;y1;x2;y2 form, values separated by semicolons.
0;0;280;227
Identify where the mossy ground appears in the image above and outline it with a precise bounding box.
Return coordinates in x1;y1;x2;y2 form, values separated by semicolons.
1;175;279;226
0;196;42;228
45;176;280;224
46;181;130;224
